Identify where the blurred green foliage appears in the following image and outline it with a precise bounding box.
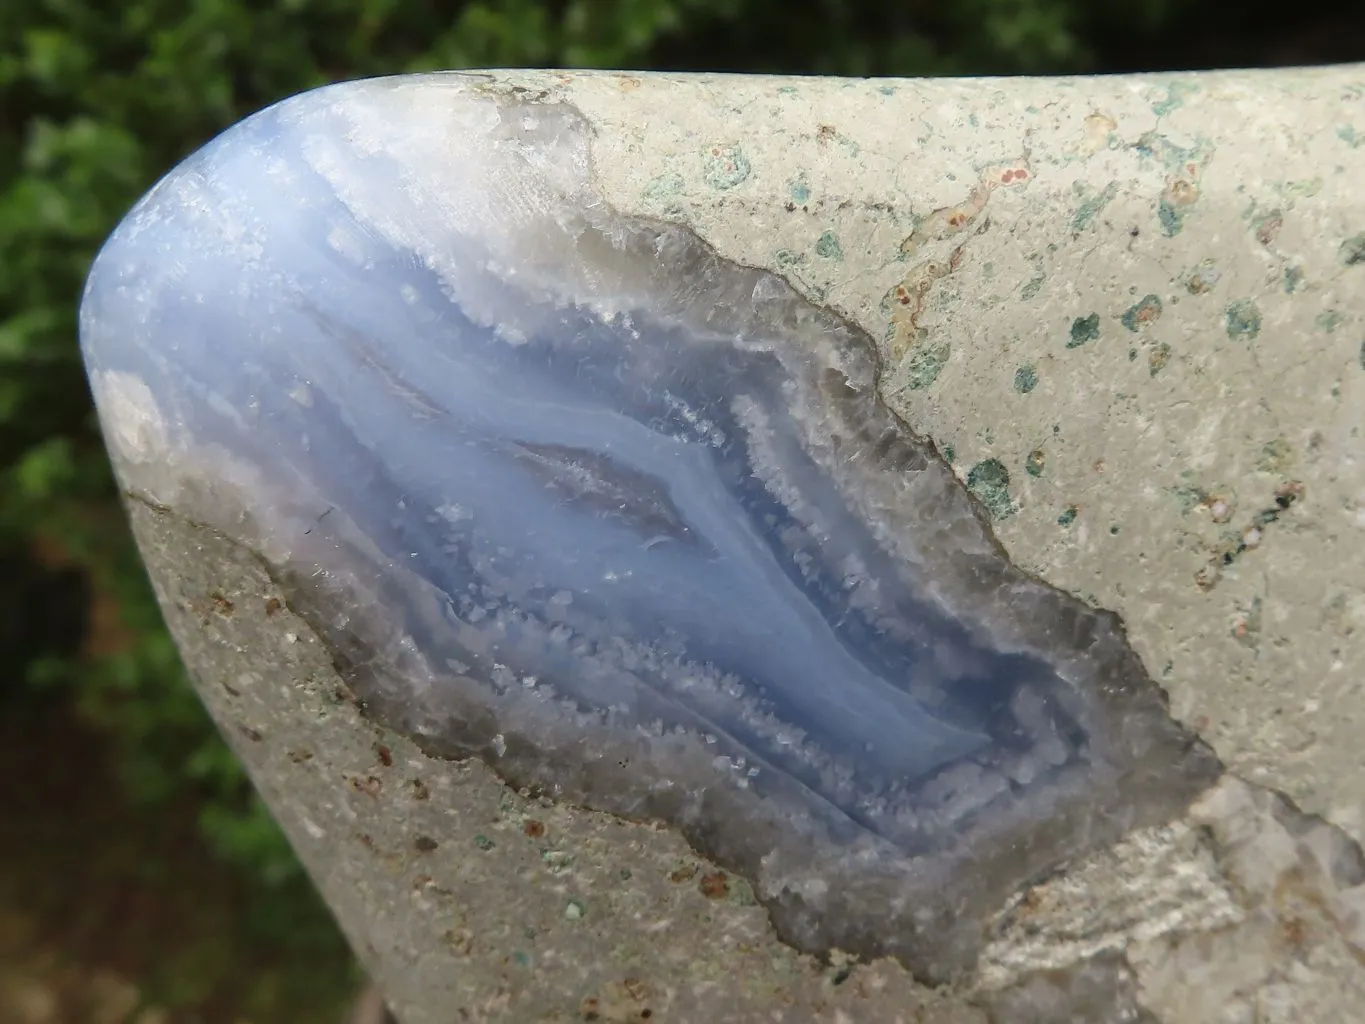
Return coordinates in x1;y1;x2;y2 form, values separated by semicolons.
1;0;1325;1015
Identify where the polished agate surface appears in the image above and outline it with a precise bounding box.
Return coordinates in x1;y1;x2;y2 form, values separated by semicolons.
80;75;1220;979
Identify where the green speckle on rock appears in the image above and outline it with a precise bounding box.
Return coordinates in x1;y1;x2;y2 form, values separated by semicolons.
1169;478;1206;515
1020;272;1045;300
642;171;685;203
1013;364;1039;393
702;144;751;190
1151;80;1198;116
1278;177;1323;199
1340;234;1365;265
1072;181;1119;232
903;342;950;389
474;833;494;851
1158;198;1183;236
1057;505;1078;527
815;230;844;261
941;443;955;463
728;875;758;906
966;459;1014;519
564;898;586;921
1316;309;1346;333
1283;264;1305;293
1149;341;1172;376
1068;313;1101;348
789;175;811;204
774;248;806;269
1025;449;1045;477
1225;299;1263;340
1257;437;1294;473
541;849;574;872
1120;294;1163;331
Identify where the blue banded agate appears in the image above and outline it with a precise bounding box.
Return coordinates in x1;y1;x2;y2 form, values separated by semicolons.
80;75;1220;980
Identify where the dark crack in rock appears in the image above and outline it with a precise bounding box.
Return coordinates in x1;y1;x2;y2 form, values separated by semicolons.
79;75;1221;982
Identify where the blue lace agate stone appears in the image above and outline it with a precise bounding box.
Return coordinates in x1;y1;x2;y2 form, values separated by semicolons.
80;75;1220;979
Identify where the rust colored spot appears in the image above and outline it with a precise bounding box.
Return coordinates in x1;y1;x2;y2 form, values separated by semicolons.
580;995;601;1021
375;743;394;767
523;818;546;838
1168;179;1197;204
1282;917;1309;946
409;779;430;801
668;863;698;884
350;774;383;798
1256;212;1284;246
264;596;282;616
698;871;730;898
210;592;234;614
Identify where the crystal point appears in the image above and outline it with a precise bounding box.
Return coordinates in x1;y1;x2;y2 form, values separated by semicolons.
81;75;1220;979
